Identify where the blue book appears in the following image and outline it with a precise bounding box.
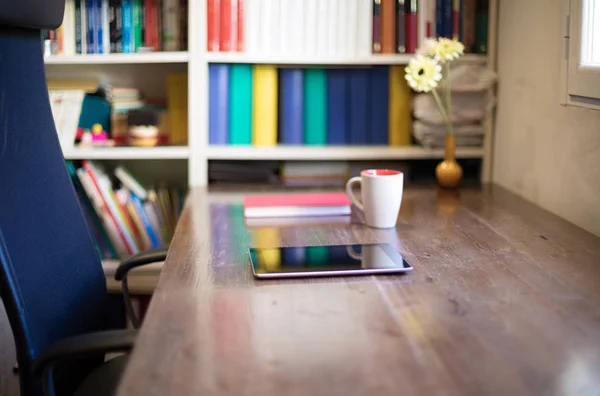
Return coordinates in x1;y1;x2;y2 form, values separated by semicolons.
369;67;389;145
326;69;349;145
329;245;350;265
209;64;230;145
443;0;453;38
87;0;96;53
279;69;304;144
436;0;444;37
348;68;370;145
130;192;160;249
122;0;133;53
96;0;103;54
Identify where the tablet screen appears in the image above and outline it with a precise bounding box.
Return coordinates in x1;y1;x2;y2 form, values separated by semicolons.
249;243;412;278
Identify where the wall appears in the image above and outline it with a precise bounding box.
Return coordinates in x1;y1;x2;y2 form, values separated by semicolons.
493;0;600;237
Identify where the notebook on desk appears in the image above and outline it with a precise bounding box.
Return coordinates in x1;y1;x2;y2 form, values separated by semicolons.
243;192;352;218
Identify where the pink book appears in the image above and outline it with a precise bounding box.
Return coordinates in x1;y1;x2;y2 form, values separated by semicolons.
243;193;352;218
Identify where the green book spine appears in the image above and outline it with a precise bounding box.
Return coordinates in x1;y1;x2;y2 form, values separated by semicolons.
303;69;327;145
475;0;488;54
133;0;142;51
306;246;329;268
229;64;253;145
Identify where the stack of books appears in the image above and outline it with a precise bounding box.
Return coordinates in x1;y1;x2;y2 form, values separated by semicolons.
209;65;413;147
67;161;185;260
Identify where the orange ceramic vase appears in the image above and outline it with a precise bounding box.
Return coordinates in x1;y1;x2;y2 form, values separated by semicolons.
436;136;463;188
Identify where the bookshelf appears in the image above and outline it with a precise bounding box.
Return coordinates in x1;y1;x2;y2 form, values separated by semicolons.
45;0;499;188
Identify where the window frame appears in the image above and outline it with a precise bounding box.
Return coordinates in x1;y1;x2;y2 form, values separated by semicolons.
560;0;600;110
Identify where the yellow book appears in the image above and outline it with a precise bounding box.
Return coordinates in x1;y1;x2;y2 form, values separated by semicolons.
167;73;188;145
252;65;278;146
253;229;281;272
388;65;412;146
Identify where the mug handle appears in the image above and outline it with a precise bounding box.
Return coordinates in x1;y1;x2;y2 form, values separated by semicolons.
346;245;362;261
345;177;364;211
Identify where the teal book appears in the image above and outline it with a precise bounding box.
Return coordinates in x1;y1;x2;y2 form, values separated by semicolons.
229;64;253;145
303;68;327;145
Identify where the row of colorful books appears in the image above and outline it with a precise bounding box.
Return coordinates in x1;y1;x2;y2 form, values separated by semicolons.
209;64;412;146
374;0;489;55
44;0;187;56
66;160;185;260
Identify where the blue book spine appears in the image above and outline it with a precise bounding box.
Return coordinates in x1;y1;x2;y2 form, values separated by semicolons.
436;0;443;37
279;69;304;144
96;0;103;54
122;0;132;53
369;66;389;145
209;64;230;145
443;0;453;38
329;245;350;265
459;0;463;41
326;69;349;145
348;68;370;145
130;193;160;249
281;247;306;267
87;0;96;53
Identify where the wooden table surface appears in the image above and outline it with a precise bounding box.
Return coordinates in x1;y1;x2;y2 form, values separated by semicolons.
117;185;600;396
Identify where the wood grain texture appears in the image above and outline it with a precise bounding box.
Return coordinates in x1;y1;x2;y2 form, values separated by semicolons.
117;185;600;396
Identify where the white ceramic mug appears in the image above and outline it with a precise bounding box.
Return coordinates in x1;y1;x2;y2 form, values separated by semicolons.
345;169;403;228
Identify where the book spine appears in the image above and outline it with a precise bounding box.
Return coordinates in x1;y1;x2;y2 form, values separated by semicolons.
179;0;187;50
75;0;83;53
163;0;179;51
381;0;396;54
436;0;443;37
369;66;389;145
87;0;95;53
428;0;436;37
452;0;460;39
405;0;418;53
303;69;327;145
228;64;253;144
326;69;349;145
237;0;245;51
230;0;238;51
122;0;132;53
348;69;370;144
388;65;412;146
251;65;278;147
208;64;230;144
475;0;488;54
443;0;453;37
143;0;153;48
96;0;103;53
113;190;144;251
396;0;406;53
280;68;304;145
102;0;110;53
109;0;122;52
220;0;232;51
372;0;382;53
461;0;476;52
132;0;142;51
244;0;259;54
130;193;161;248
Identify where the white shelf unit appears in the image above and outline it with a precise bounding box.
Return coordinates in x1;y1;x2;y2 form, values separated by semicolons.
45;0;498;187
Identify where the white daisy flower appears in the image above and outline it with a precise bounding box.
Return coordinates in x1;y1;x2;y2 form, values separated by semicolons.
404;55;443;92
428;38;465;62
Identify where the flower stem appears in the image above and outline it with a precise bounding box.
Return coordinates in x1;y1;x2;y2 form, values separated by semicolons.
431;88;452;133
444;61;453;137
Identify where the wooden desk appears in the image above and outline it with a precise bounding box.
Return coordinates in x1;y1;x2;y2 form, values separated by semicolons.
117;185;600;396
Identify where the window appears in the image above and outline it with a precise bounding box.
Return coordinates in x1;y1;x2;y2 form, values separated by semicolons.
561;0;600;109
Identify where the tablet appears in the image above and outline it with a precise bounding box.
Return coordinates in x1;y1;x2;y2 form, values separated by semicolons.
249;243;412;279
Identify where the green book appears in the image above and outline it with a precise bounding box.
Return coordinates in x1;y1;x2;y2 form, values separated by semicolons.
229;64;253;145
306;246;329;268
475;0;488;54
133;0;142;51
303;69;327;145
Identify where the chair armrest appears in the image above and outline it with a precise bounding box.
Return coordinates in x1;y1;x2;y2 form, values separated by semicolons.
32;330;137;396
114;248;168;281
115;248;168;329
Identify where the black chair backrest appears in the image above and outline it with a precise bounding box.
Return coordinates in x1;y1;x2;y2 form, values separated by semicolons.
0;2;110;394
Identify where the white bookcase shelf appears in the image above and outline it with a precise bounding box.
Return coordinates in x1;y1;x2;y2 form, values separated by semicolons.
204;53;488;66
207;145;484;161
44;51;189;65
62;146;190;160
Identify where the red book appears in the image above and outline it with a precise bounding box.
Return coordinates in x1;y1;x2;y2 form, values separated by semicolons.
404;0;418;53
144;0;159;50
207;0;219;51
452;0;460;39
220;0;233;51
237;0;244;51
372;0;382;53
243;193;352;218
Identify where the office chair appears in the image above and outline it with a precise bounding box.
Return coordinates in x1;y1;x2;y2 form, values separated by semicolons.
0;1;168;395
